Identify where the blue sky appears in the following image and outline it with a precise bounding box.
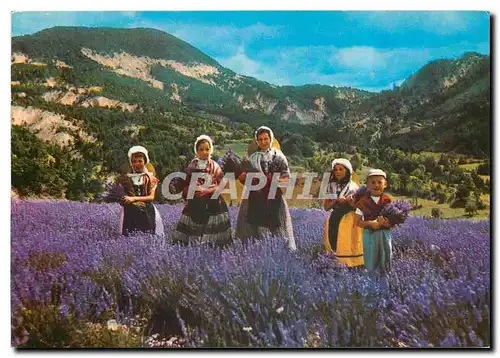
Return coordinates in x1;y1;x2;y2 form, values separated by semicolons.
12;11;490;92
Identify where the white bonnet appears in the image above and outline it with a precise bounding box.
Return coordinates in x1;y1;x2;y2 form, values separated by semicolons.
194;135;214;156
254;126;274;145
128;145;149;165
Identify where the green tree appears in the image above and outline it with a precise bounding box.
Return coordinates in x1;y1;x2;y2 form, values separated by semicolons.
450;184;472;208
431;208;442;219
474;192;487;210
12;126;68;197
465;200;478;217
387;173;401;192
477;160;490;175
351;153;363;172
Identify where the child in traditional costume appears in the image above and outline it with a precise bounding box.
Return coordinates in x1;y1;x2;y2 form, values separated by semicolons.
235;126;297;251
322;158;363;267
118;146;164;237
173;135;233;247
353;169;393;273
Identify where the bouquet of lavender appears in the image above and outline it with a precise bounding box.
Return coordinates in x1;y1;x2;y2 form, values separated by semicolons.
99;183;126;203
217;151;257;177
380;200;413;226
169;176;186;195
353;185;368;200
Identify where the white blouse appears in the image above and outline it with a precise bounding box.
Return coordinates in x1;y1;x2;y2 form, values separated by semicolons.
326;180;359;199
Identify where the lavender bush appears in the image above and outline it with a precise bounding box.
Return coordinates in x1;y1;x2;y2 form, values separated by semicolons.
11;200;490;348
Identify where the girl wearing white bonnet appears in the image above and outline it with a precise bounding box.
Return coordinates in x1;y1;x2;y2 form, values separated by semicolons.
173;135;233;247
235;126;296;251
118;145;164;237
322;158;363;267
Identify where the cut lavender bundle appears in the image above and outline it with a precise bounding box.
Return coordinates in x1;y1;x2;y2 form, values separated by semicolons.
380;200;413;226
169;177;186;196
217;151;242;176
100;182;126;203
217;151;257;177
353;185;368;200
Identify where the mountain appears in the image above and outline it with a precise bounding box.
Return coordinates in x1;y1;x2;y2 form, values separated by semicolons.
11;26;490;199
357;52;490;155
12;27;372;123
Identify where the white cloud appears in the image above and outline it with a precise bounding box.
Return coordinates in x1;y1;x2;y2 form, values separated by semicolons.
395;78;406;87
217;40;489;90
217;47;289;85
333;46;388;70
127;20;283;56
253;45;430;86
121;12;137;18
11;12;489;91
351;11;488;35
216;51;372;88
219;47;261;76
329;46;436;73
171;22;282;46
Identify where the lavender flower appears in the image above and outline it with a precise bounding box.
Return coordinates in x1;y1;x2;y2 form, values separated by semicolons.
10;200;490;348
169;177;186;195
217;151;257;176
99;183;126;204
312;253;347;274
380;201;413;226
354;185;368;199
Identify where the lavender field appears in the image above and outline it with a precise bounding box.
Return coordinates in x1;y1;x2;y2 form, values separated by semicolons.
11;200;490;348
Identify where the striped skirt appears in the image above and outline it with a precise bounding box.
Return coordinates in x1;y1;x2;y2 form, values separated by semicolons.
173;197;232;247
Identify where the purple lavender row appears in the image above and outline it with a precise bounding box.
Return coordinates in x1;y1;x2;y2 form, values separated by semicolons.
11;201;490;348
